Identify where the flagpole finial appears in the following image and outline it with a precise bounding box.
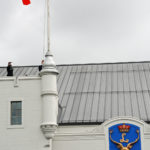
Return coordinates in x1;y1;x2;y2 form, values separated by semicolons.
43;51;57;68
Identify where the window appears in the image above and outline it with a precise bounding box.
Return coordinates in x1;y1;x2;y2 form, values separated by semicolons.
11;101;22;125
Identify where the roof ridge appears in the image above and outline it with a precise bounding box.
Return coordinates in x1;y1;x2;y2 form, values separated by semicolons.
0;60;150;68
57;60;150;66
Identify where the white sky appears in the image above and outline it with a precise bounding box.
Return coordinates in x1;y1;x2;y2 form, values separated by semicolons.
0;0;150;66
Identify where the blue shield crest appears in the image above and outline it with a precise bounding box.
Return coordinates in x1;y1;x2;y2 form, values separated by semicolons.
109;123;141;150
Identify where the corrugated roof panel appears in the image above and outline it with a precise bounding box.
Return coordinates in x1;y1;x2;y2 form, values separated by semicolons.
76;66;87;93
143;64;150;90
58;66;72;103
128;67;136;91
117;64;123;72
122;63;128;71
76;93;87;122
69;94;81;122
112;65;118;92
59;78;74;122
82;65;92;92
83;93;94;122
137;92;147;121
141;63;148;71
57;65;63;72
59;94;69;123
0;68;4;75
18;67;28;76
69;66;87;122
118;93;125;116
134;71;142;92
13;67;19;75
97;64;104;72
143;92;150;121
71;66;82;93
15;67;24;77
139;64;148;91
57;66;63;81
97;93;105;122
130;93;140;118
118;72;124;92
88;65;97;92
113;63;118;72
90;93;99;122
123;71;130;92
80;65;87;73
124;93;132;116
68;66;83;122
112;93;118;118
25;67;34;76
1;61;150;124
101;64;108;72
132;63;139;71
106;70;112;92
64;66;77;93
33;67;39;76
57;66;68;93
94;65;103;92
100;70;107;92
0;68;6;76
127;63;133;72
105;93;111;120
1;68;7;76
63;94;75;122
29;67;35;76
60;66;78;122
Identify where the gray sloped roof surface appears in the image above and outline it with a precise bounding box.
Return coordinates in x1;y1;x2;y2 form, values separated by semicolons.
1;61;150;124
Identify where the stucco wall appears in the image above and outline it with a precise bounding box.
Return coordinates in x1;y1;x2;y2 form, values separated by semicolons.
0;77;47;150
54;125;105;150
0;77;150;150
54;118;150;150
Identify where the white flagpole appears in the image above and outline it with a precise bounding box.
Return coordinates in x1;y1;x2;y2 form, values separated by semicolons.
47;0;50;52
42;0;56;68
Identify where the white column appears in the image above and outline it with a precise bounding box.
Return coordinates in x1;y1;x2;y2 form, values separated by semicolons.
40;51;59;140
40;0;59;144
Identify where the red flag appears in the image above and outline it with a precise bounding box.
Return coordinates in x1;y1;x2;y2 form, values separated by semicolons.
22;0;31;5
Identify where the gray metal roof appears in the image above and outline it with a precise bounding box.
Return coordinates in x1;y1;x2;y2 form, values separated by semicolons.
1;61;150;124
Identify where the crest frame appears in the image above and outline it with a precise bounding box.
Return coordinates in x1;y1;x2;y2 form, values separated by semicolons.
103;117;144;150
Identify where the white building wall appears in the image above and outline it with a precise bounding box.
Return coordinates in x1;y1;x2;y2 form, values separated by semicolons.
0;77;47;150
53;118;150;150
54;125;105;150
0;77;150;150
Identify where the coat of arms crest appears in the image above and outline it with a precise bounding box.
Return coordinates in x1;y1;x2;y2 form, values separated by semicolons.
109;123;141;150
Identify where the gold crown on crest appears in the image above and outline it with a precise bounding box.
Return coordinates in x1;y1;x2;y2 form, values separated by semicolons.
118;124;130;132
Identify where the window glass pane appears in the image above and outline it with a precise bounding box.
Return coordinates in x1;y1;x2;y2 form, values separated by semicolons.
11;101;22;125
11;102;16;110
16;102;21;109
16;117;21;124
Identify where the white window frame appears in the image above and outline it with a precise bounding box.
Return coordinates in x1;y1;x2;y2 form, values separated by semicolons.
7;99;24;129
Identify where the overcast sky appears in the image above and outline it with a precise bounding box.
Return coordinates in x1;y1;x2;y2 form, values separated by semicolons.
0;0;150;66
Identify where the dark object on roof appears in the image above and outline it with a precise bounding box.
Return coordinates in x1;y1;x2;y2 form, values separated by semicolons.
39;60;44;72
1;61;150;124
38;65;42;72
7;62;13;76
